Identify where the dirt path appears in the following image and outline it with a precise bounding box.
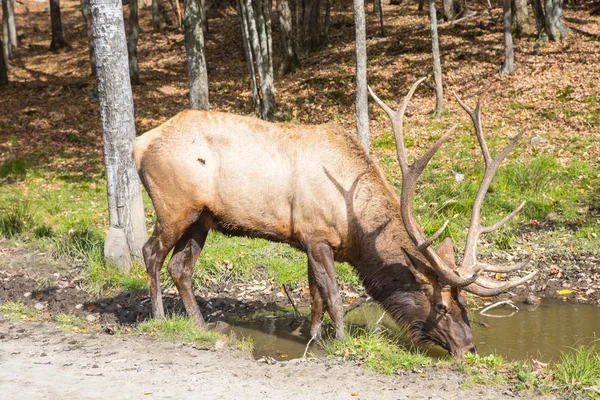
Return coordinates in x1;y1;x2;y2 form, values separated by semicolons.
1;317;540;400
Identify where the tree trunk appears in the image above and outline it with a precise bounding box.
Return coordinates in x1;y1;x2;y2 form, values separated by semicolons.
0;40;8;86
277;0;301;76
532;0;568;43
2;0;13;60
418;0;425;11
512;0;532;35
377;0;384;36
237;0;276;120
5;0;17;48
128;0;141;85
354;0;369;151
50;0;69;51
442;0;458;21
429;0;443;116
500;0;514;74
303;0;321;51
184;0;209;109
152;0;161;30
89;0;147;272
81;0;96;76
322;0;330;44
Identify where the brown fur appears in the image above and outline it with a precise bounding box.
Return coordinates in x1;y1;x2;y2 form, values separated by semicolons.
134;110;475;356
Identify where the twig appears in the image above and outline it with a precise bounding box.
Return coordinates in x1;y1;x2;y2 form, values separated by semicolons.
375;311;386;326
283;284;303;320
479;300;519;318
303;319;323;359
343;301;364;316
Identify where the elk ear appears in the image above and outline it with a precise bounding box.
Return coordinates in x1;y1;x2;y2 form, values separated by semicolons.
436;237;457;269
402;248;430;286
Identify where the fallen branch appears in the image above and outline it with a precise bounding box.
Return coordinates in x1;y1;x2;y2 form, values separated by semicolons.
283;284;304;320
479;300;519;318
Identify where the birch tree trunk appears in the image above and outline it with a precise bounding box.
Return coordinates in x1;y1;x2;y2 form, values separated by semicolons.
237;0;276;120
0;40;8;86
2;0;13;60
184;0;209;110
89;0;147;272
429;0;443;116
500;0;514;74
152;0;161;30
81;0;96;76
354;0;369;151
277;0;301;76
50;0;69;50
128;0;141;85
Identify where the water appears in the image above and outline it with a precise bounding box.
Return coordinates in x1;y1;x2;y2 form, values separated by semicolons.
230;299;600;361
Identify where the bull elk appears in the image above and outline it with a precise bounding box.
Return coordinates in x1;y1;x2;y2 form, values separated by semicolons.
133;78;537;357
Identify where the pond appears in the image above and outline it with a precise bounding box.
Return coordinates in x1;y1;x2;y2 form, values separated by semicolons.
230;299;600;362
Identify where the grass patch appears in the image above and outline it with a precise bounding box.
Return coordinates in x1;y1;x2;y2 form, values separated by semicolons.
553;341;600;398
55;313;86;332
0;302;35;320
0;203;34;238
134;314;243;350
325;327;431;374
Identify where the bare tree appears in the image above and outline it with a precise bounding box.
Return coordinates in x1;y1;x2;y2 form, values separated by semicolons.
322;0;330;43
89;0;147;272
128;0;141;84
2;0;12;60
237;0;276;120
184;0;209;109
531;0;568;43
303;0;321;51
372;0;384;36
0;39;8;86
81;0;96;76
277;0;301;76
442;0;459;20
354;0;369;150
500;0;514;74
429;0;443;115
50;0;69;50
152;0;161;30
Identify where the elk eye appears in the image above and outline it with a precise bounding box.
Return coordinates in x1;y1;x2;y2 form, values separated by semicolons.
436;304;448;314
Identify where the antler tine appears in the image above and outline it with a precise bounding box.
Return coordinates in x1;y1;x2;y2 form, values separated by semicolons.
476;257;530;273
452;86;493;165
467;270;538;297
370;79;477;288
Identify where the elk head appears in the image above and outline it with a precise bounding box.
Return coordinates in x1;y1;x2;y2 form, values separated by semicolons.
369;78;537;357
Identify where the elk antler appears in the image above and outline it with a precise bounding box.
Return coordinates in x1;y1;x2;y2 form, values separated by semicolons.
369;79;537;294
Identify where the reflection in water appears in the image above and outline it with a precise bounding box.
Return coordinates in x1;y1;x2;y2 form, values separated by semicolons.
230;299;600;362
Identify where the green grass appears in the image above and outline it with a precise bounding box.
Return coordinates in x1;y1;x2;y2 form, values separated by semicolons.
325;327;431;374
55;313;86;332
0;302;35;320
134;314;253;350
553;341;600;398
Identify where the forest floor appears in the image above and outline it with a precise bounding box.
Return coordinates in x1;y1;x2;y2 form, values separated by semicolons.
1;0;600;398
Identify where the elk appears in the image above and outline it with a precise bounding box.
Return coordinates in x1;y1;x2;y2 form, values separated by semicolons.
133;78;537;357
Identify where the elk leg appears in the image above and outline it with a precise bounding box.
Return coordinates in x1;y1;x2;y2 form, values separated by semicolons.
142;223;180;320
307;242;345;339
307;267;325;340
166;224;208;328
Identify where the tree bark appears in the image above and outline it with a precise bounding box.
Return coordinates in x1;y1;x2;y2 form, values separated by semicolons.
152;0;161;30
532;0;568;43
512;0;532;35
418;0;425;11
442;0;458;21
128;0;141;85
50;0;69;51
89;0;147;272
303;0;321;51
500;0;514;74
237;0;276;120
5;0;17;48
2;0;13;60
429;0;443;116
322;0;330;44
277;0;301;76
184;0;209;109
0;40;8;86
354;0;369;151
376;0;384;36
80;0;96;76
